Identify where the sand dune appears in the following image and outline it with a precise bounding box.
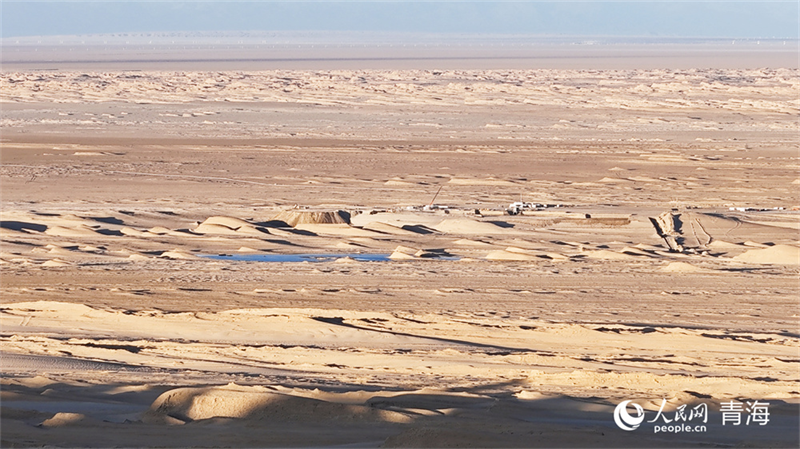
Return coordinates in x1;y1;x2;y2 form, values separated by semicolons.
350;212;444;228
144;384;412;424
3;300;797;394
191;216;272;236
41;258;72;267
583;249;642;261
193;222;249;235
3;70;797;116
2;65;798;447
659;261;717;273
452;238;496;247
433;218;509;235
160;250;202;260
486;249;539;261
362;221;422;236
733;244;800;265
43;225;99;237
120;227;149;237
294;223;383;237
2;298;797;448
200;216;255;228
4;205;796;271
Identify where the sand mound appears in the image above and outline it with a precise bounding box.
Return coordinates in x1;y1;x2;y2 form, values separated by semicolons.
362;221;420;236
144;384;410;423
433;219;507;235
384;179;415;186
707;240;743;249
453;239;495;247
389;251;416;260
334;241;364;249
41;259;71;267
387;246;452;260
120;227;147;237
47;247;74;256
189;221;267;236
620;246;654;257
393;246;417;254
39;412;89;428
543;252;570;261
733;244;800;265
160;250;201;260
389;245;419;260
660;262;714;273
191;216;269;236
486;250;538;261
294;224;381;237
235;225;270;236
584;250;640;261
43;226;97;237
193;223;243;235
272;210;350;227
200;216;253;229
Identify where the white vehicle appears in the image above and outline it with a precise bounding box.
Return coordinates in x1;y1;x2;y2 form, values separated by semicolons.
507;201;543;215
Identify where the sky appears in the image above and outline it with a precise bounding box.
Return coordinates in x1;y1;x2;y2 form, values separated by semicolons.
2;1;797;39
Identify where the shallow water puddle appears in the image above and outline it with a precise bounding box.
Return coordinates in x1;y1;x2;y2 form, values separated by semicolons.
203;253;392;262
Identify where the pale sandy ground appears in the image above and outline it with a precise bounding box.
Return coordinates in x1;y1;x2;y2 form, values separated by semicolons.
1;56;799;447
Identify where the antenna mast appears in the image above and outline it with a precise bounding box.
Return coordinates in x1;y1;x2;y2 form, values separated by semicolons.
429;185;443;207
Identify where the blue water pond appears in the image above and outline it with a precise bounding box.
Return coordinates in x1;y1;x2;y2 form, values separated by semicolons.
203;253;392;262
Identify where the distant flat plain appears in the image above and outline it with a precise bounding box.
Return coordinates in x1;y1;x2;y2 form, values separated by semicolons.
2;33;796;70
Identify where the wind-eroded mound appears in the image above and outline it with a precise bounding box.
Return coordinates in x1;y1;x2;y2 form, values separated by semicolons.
272;210;350;227
660;262;716;273
160;250;201;260
362;221;421;236
433;219;508;235
193;216;269;235
39;412;92;428
583;250;640;261
389;245;419;260
144;384;411;424
733;244;800;265
486;250;538;261
43;226;98;237
388;246;450;260
200;216;253;229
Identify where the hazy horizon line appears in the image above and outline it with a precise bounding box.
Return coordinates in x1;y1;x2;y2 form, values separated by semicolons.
5;31;797;43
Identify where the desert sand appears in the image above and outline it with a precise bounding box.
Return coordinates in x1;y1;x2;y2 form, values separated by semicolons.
1;44;799;447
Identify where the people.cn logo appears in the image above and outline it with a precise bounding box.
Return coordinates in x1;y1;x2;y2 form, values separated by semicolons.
614;400;645;431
